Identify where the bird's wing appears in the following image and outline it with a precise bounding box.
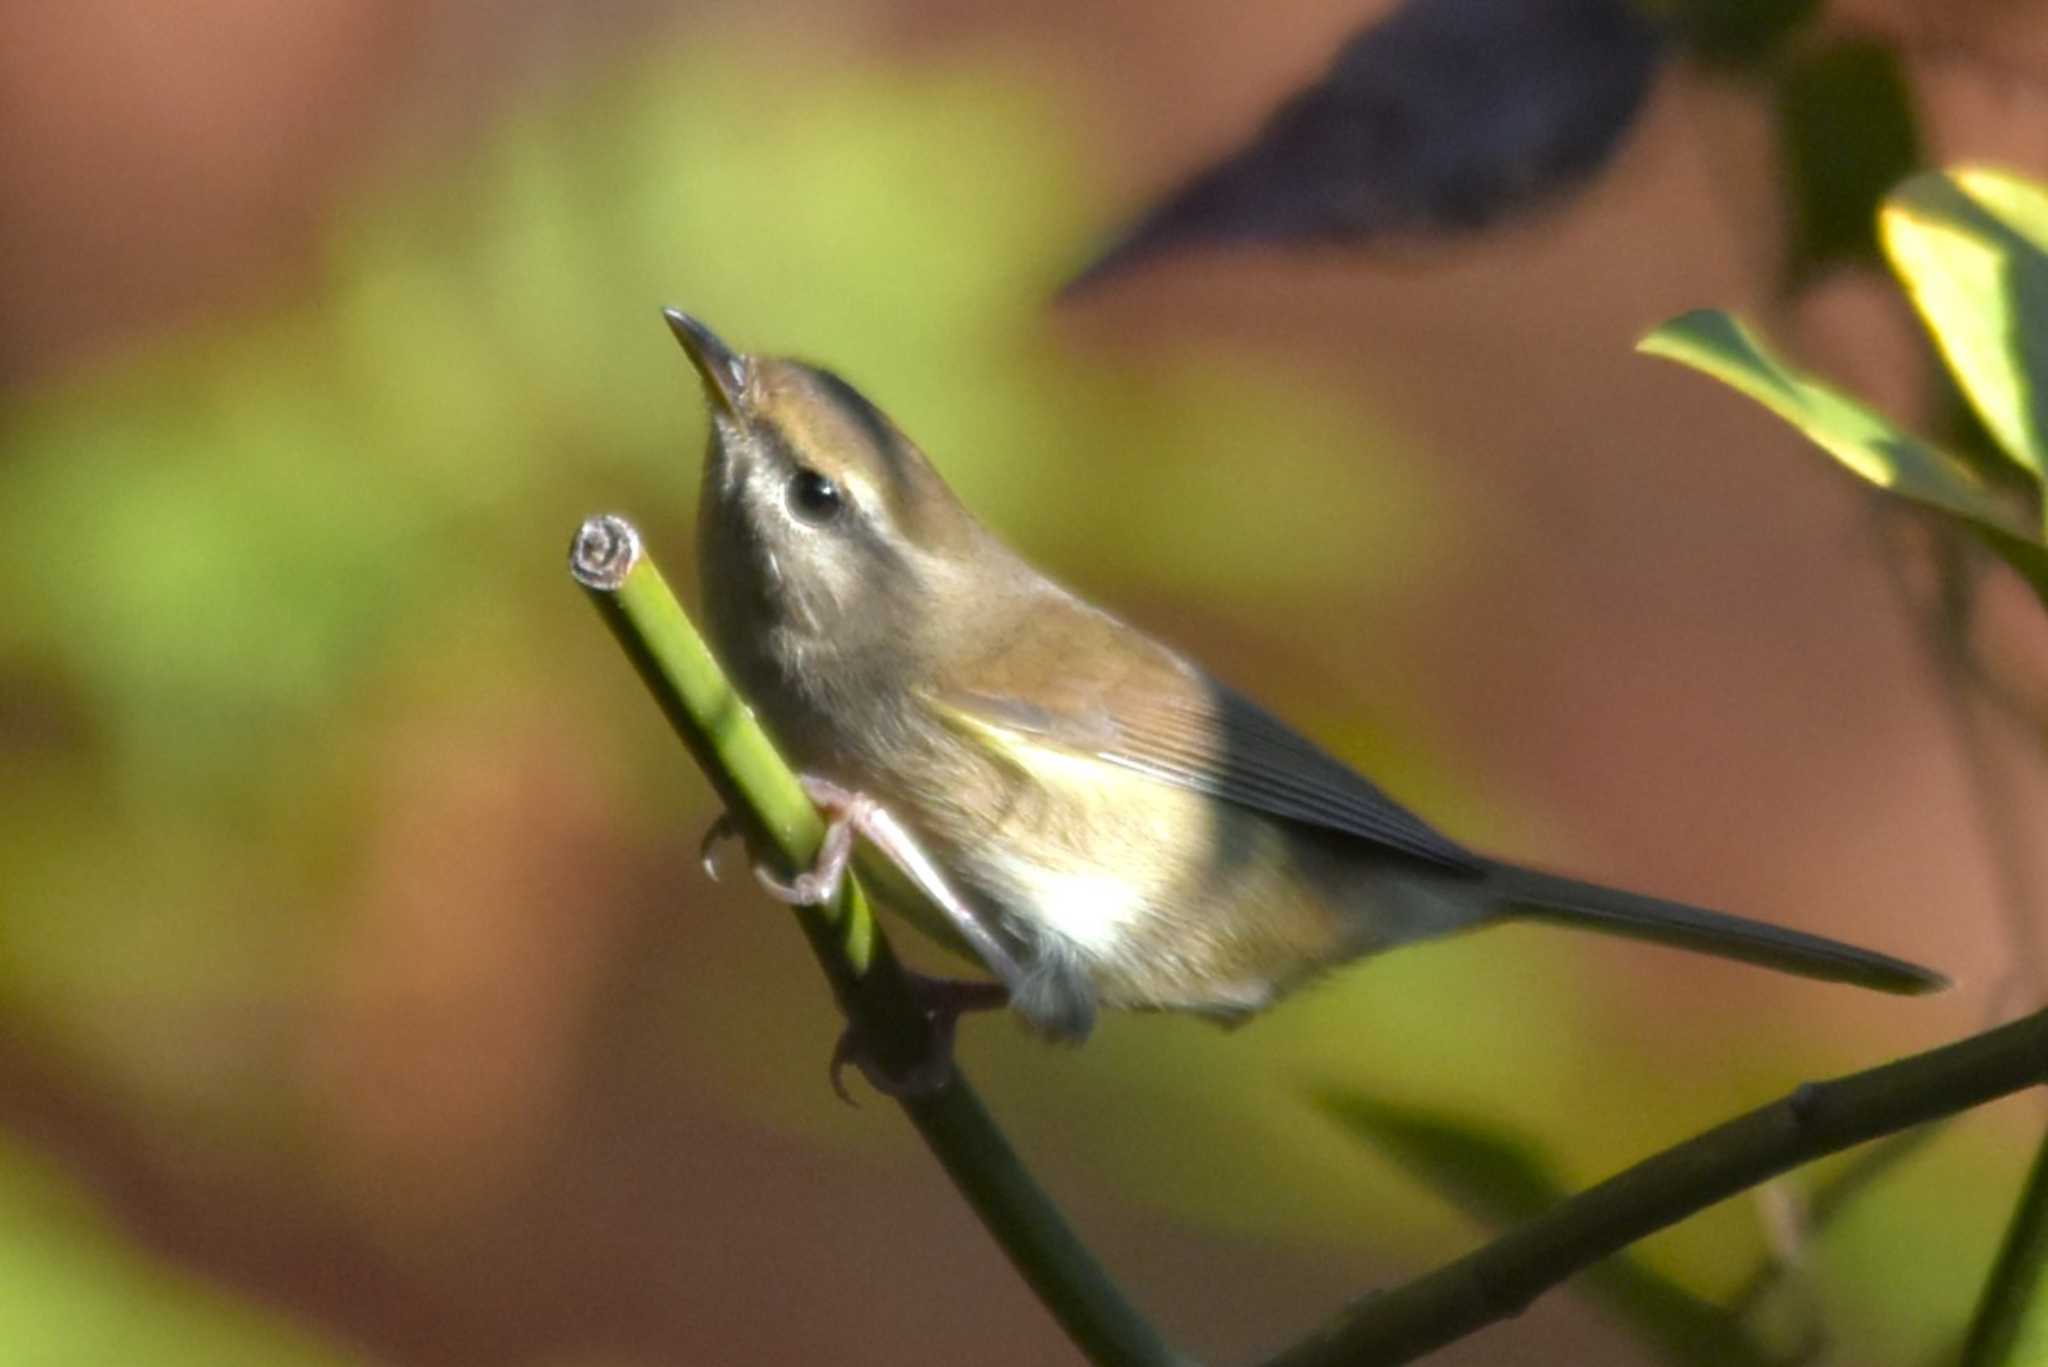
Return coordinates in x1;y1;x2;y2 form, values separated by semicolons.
926;599;1479;872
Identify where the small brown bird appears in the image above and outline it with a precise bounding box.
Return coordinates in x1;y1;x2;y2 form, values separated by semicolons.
670;309;1942;1055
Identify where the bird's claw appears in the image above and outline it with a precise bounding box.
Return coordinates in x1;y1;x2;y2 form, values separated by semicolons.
829;1017;961;1104
827;975;1010;1104
698;812;738;882
756;864;840;906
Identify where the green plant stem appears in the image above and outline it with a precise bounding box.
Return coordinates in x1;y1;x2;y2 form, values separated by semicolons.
1263;1007;2048;1367
568;514;1182;1367
1963;1127;2048;1365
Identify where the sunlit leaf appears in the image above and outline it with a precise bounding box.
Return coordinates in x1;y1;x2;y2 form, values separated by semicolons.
1643;309;2048;608
1882;167;2048;499
1064;0;1667;292
1640;310;2038;532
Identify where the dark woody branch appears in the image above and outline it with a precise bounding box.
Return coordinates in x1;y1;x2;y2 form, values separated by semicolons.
1263;1007;2048;1367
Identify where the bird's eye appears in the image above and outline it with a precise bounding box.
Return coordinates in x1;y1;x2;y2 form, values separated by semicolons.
786;467;845;524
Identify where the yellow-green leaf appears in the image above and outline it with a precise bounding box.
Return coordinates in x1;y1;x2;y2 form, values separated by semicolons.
1882;166;2048;501
1639;309;2037;540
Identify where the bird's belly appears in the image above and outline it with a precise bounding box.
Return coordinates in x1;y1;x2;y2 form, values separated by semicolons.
926;746;1360;1017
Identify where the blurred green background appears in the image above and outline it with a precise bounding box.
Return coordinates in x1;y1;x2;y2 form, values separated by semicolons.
4;3;2046;1364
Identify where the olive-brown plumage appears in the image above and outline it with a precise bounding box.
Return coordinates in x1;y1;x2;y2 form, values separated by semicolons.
672;309;1943;1043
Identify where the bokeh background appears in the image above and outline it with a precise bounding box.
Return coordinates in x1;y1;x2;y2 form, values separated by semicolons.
7;2;2048;1364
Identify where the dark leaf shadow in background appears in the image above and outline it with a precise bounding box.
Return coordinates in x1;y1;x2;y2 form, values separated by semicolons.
1063;0;1670;294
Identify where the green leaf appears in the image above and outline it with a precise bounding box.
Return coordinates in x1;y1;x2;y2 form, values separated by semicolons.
1773;38;1923;286
1640;309;2039;538
1316;1089;1564;1226
1881;167;2048;500
1962;1128;2048;1366
1641;309;2048;606
1982;527;2048;610
1315;1090;1780;1367
1665;0;1822;69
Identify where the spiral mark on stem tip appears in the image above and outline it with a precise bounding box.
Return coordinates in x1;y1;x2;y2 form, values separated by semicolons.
569;514;642;590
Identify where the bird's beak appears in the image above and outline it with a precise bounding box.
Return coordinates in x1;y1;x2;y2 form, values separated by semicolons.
663;308;749;415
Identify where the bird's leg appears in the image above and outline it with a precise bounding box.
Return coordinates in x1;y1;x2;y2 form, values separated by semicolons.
701;776;1031;990
696;777;1031;1099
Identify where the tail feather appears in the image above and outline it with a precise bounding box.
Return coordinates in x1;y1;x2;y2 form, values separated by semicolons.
1485;863;1945;995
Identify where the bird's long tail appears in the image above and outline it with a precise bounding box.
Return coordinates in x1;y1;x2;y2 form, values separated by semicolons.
1485;863;1944;995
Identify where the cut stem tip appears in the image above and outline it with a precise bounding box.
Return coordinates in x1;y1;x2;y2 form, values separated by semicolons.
569;514;642;591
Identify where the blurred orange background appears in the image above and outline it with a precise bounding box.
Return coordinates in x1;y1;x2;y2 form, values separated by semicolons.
5;3;2048;1364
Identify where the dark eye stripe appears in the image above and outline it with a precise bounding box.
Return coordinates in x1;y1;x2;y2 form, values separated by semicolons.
806;368;897;454
795;366;928;523
753;413;914;575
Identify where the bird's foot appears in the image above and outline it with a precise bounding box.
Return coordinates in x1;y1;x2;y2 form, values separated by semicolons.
697;777;874;906
830;974;1010;1103
696;781;1024;1100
